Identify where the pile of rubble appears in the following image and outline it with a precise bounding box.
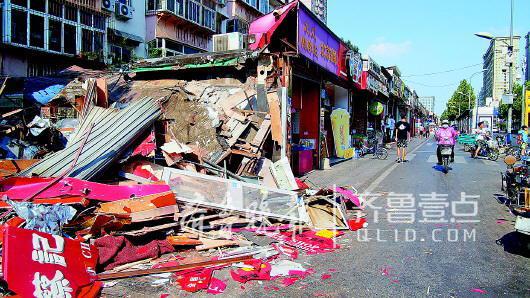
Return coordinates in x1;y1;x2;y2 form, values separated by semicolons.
0;67;367;297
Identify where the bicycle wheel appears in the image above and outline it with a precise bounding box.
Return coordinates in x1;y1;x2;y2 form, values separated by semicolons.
375;148;388;160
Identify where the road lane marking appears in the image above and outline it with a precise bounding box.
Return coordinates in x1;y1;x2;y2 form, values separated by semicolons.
364;139;429;193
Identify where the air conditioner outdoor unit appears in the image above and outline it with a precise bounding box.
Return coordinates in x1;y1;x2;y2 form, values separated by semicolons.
102;0;114;12
213;32;248;52
115;3;133;20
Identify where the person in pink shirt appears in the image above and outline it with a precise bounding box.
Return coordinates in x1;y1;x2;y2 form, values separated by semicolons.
435;120;458;165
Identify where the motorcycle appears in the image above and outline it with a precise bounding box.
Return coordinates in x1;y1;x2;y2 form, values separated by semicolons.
440;144;453;174
501;156;529;205
501;156;530;238
471;138;499;161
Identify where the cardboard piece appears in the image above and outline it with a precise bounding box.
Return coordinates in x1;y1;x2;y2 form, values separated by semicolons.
306;196;349;230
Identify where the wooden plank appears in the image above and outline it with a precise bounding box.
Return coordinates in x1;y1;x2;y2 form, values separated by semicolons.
97;191;176;214
267;92;282;143
231;149;260;158
0;159;40;177
237;116;271;175
96;255;252;281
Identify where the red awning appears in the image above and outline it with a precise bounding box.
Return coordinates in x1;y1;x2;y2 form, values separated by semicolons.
248;1;298;50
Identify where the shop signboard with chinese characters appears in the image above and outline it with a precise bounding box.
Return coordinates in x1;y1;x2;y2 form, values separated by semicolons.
348;51;363;85
378;76;389;97
2;227;101;298
392;75;404;98
361;72;379;95
298;7;340;76
525;90;530;126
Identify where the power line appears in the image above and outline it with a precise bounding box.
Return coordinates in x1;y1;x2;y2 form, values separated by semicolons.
403;79;461;88
401;63;482;77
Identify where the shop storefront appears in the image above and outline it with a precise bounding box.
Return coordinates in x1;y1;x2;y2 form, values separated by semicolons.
359;56;389;141
290;5;353;173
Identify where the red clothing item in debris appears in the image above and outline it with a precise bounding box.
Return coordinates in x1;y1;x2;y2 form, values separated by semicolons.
95;235;174;271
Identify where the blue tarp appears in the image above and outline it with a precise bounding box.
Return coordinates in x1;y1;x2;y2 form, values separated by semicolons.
24;77;69;105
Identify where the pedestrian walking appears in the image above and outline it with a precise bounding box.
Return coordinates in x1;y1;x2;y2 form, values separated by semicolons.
418;123;425;139
387;115;396;142
395;115;411;163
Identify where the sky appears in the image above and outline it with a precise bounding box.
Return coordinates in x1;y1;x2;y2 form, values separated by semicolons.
327;0;530;115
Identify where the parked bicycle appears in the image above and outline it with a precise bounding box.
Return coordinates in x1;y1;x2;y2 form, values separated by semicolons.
358;138;388;160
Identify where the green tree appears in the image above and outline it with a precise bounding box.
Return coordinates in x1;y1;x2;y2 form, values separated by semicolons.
441;80;476;120
341;39;359;53
499;82;530;127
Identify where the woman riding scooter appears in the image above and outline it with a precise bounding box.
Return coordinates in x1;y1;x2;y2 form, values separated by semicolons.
435;120;458;165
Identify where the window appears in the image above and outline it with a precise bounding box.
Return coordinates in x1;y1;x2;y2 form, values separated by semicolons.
167;0;175;12
65;5;77;21
80;11;92;26
11;9;27;45
187;0;201;24
227;18;249;34
11;0;27;8
147;0;156;11
30;0;46;12
48;19;62;52
48;0;63;17
243;0;258;9
202;7;215;31
30;14;45;48
94;31;104;55
258;0;269;14
203;0;216;9
175;0;184;16
184;46;200;54
94;15;105;30
166;39;184;53
64;24;77;54
81;29;93;52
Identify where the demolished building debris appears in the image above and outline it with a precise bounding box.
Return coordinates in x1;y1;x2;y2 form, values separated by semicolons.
0;4;375;296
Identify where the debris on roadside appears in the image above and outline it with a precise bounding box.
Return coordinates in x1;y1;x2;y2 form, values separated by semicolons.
0;61;369;297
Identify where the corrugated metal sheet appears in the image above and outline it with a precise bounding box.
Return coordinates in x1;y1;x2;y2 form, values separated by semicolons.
19;97;162;180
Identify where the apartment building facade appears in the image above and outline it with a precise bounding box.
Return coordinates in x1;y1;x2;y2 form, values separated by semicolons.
144;0;291;57
418;96;435;113
299;0;326;23
106;0;147;63
1;0;108;77
480;36;521;105
0;0;331;75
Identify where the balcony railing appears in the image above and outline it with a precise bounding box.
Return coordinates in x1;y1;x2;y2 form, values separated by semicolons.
147;0;217;32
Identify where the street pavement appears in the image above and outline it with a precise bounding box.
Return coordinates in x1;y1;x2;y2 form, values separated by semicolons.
229;137;530;297
104;137;530;297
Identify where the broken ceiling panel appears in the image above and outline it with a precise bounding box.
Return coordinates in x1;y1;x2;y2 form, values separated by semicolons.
161;168;309;223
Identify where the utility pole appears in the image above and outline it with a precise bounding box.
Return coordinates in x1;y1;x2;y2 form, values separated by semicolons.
507;0;514;134
522;52;527;126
